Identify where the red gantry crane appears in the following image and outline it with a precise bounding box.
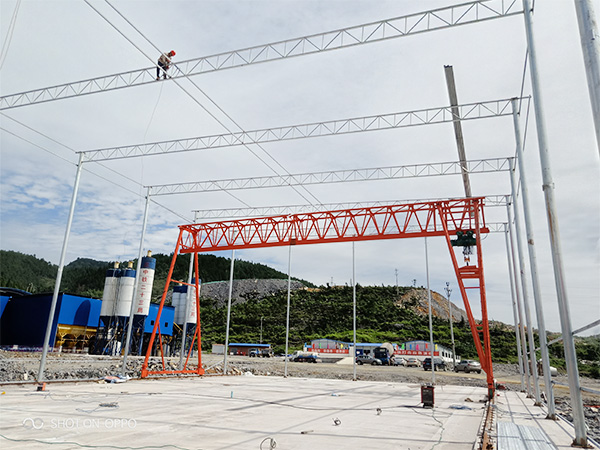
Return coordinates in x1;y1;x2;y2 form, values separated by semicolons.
141;197;495;395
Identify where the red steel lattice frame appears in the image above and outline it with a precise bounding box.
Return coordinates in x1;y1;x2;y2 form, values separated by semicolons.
141;198;495;393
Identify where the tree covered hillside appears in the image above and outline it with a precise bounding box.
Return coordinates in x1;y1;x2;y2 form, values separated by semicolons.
0;250;309;299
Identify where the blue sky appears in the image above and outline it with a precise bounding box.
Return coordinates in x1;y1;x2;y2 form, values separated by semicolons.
0;0;598;336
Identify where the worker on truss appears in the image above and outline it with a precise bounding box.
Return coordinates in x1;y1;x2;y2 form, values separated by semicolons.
156;50;176;80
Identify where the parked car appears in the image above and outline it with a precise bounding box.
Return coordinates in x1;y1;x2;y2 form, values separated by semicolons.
393;357;407;366
405;357;421;367
422;357;447;371
355;354;382;365
454;359;482;374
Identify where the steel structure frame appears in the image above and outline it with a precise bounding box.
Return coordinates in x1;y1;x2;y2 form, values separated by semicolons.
81;99;517;162
141;198;496;393
0;0;522;111
149;158;511;196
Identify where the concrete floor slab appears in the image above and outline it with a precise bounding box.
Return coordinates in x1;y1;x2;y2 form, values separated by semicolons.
1;376;593;450
1;375;487;450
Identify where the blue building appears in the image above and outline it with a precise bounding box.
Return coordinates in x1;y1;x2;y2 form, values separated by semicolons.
0;293;174;352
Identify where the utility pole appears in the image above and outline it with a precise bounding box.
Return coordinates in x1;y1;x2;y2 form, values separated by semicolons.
395;269;399;296
260;316;264;344
445;282;456;368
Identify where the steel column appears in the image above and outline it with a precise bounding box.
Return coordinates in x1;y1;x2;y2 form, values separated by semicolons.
122;186;152;376
511;99;555;417
574;0;600;154
504;223;526;391
352;241;357;381
509;158;541;404
445;283;457;368
425;237;436;384
522;0;586;443
223;250;235;374
284;242;293;377
506;202;531;395
38;153;84;381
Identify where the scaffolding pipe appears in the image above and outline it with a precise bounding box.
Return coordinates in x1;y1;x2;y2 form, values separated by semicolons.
38;153;84;381
504;223;526;391
511;99;555;417
223;250;235;374
522;0;587;443
574;0;600;154
121;186;152;376
509;158;541;404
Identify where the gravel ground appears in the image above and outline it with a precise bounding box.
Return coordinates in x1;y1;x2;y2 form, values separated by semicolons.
1;351;599;442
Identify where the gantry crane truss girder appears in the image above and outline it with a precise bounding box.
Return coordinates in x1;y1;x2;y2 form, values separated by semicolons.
141;197;495;393
0;0;522;111
178;199;490;253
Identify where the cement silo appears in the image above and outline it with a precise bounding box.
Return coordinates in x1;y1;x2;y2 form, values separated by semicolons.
130;252;156;355
93;261;136;355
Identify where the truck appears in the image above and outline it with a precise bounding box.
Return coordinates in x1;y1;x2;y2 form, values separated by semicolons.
373;343;395;366
291;351;319;363
249;348;273;358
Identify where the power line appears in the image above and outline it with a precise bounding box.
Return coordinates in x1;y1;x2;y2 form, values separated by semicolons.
83;0;314;208
0;0;22;70
0;119;191;222
105;0;323;206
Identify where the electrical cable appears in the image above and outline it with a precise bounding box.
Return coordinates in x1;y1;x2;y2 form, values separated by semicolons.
259;437;277;450
101;0;323;208
143;81;164;144
0;0;21;70
0;434;195;450
82;0;250;209
1;122;191;222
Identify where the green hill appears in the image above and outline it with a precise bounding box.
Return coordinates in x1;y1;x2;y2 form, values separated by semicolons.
0;250;310;299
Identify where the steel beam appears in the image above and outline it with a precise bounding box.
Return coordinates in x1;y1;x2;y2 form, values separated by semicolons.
0;1;522;110
150;158;511;196
80;99;517;162
190;195;510;219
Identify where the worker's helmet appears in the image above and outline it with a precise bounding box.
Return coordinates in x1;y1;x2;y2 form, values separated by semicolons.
170;50;176;56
